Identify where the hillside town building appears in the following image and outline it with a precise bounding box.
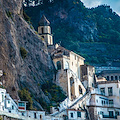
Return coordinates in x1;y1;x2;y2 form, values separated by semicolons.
98;70;120;81
1;15;120;120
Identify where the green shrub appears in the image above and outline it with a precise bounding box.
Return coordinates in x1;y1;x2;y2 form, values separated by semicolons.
18;89;33;110
3;72;6;76
0;116;2;120
20;47;28;59
30;25;34;30
6;11;13;20
42;82;66;104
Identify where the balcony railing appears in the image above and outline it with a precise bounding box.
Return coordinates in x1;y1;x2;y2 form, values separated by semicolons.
109;104;114;107
101;92;105;96
108;93;113;96
103;115;117;119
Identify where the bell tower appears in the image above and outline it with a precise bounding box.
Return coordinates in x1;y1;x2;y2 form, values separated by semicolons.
38;15;53;45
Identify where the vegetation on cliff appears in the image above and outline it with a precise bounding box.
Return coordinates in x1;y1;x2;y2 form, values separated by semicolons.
18;89;33;110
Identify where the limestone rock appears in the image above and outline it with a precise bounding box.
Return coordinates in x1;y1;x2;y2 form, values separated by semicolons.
0;0;55;109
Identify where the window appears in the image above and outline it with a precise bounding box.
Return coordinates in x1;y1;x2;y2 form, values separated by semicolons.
109;100;113;107
75;55;76;60
8;100;10;104
2;93;4;102
70;77;75;99
41;27;44;34
100;88;105;95
40;115;42;120
12;105;14;110
65;61;69;69
77;111;81;117
106;76;109;81
79;86;82;94
101;100;104;105
18;102;25;107
22;113;24;116
56;61;61;70
100;111;104;115
111;76;114;80
115;76;118;80
115;111;119;116
109;111;114;118
70;113;73;118
108;87;113;96
34;113;37;119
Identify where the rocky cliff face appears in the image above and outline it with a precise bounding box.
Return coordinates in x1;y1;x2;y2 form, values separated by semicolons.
0;0;55;109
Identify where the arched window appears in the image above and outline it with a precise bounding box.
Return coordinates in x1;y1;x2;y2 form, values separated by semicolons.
111;76;113;80
65;61;69;69
56;61;61;70
79;85;82;94
107;76;109;81
70;77;74;86
41;27;44;34
115;76;118;80
70;77;75;100
40;115;42;120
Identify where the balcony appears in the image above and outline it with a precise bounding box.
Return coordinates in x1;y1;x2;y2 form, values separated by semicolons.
109;104;114;107
101;92;105;96
103;115;117;119
108;93;113;96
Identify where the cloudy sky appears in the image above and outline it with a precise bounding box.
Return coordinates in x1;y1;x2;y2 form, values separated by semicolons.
81;0;120;16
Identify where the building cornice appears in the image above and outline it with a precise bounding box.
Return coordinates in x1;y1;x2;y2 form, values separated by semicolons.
87;105;120;109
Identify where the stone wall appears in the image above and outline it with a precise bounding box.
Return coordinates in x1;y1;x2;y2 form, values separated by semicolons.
56;69;68;95
88;107;98;120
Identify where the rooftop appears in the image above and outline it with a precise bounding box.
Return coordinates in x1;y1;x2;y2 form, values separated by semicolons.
97;80;119;84
51;45;85;60
39;15;50;26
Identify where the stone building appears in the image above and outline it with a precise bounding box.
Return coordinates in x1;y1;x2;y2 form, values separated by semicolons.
50;45;86;100
80;65;95;89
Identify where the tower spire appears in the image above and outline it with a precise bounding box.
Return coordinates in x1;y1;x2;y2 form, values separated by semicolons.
38;15;53;45
39;15;50;26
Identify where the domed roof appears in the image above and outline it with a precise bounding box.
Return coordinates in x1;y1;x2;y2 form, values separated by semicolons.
39;15;50;26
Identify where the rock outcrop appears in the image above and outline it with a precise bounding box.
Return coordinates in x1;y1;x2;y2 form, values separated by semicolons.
0;0;55;110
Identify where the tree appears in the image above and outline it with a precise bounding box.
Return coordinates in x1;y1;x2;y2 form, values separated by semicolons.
18;89;33;110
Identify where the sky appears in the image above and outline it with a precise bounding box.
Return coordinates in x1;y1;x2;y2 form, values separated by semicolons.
81;0;120;16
